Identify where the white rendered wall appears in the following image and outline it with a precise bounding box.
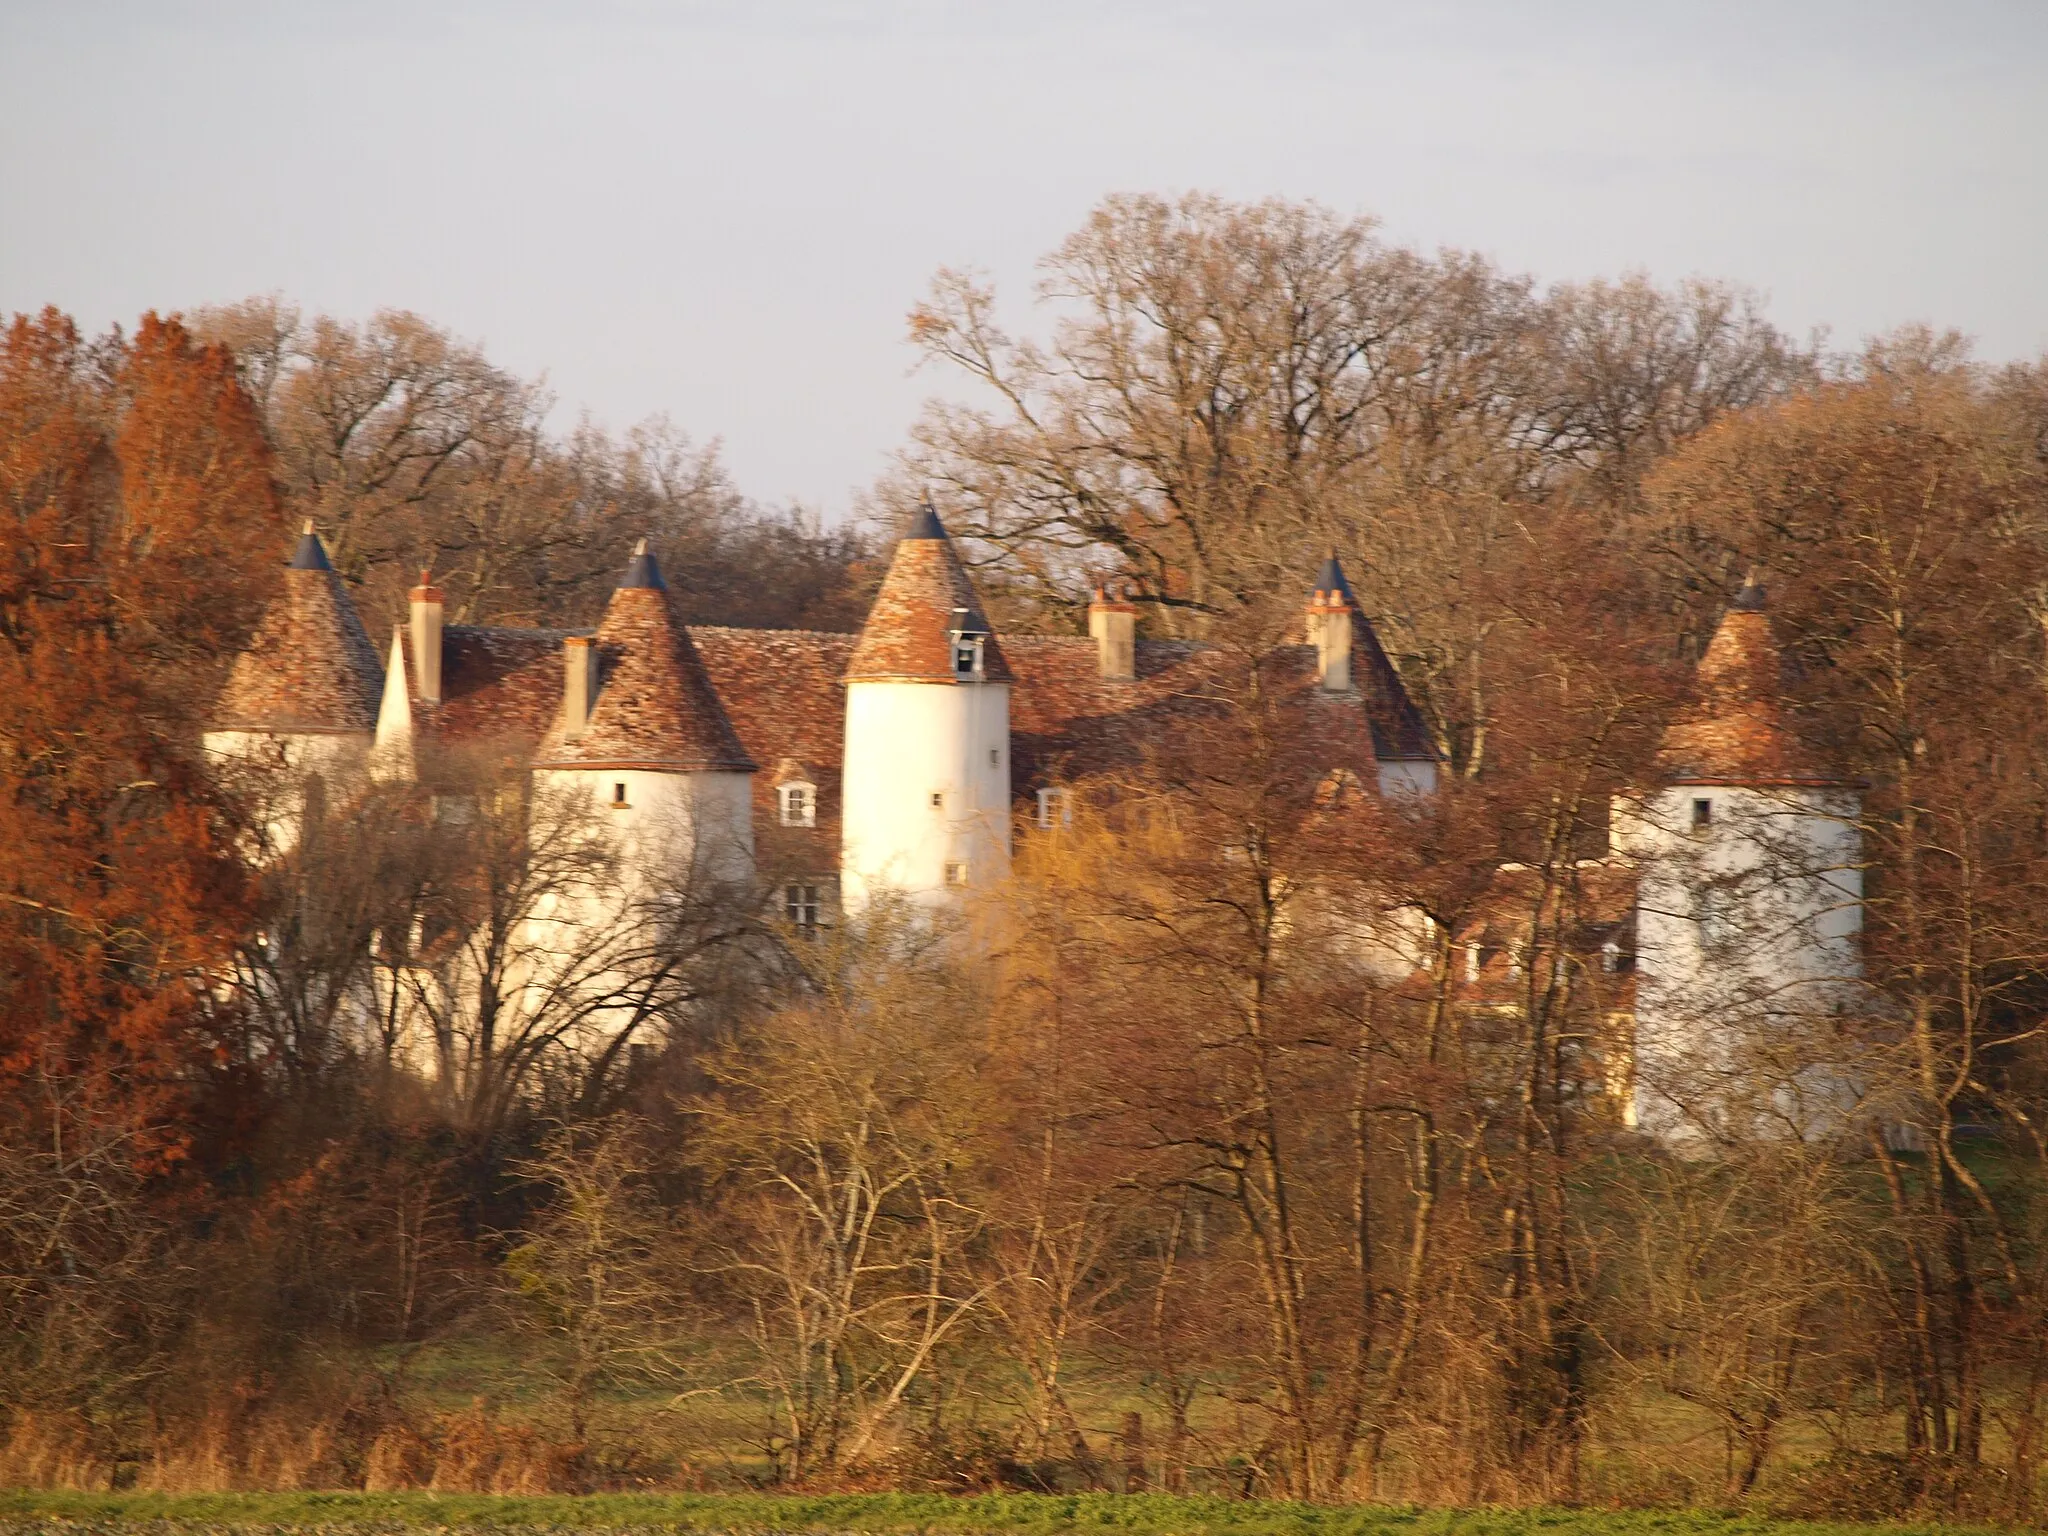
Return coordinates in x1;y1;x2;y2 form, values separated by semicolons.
1612;785;1863;1141
522;766;755;1074
533;767;756;895
1377;760;1439;799
841;680;1012;912
202;728;371;856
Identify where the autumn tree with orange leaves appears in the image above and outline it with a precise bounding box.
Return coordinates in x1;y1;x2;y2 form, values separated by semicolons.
0;308;284;1405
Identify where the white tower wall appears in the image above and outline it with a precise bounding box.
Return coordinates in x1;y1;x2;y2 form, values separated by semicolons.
202;728;371;856
1614;784;1863;1140
534;766;756;893
841;679;1011;911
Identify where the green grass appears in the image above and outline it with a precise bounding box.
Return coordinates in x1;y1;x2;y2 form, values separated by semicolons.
0;1492;2011;1536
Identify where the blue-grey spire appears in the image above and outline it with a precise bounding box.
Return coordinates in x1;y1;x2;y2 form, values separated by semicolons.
620;537;666;590
903;503;947;541
288;519;332;571
1312;551;1355;604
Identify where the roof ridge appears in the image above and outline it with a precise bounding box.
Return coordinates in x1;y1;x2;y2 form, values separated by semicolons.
442;622;581;639
687;624;860;640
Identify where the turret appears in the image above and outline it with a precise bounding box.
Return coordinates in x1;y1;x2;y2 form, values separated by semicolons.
840;505;1012;911
205;522;384;851
532;540;757;888
1613;575;1864;1141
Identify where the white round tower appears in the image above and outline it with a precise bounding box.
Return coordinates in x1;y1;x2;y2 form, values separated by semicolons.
840;506;1012;912
1612;578;1864;1142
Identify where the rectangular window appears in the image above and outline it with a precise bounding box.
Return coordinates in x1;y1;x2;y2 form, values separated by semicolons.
944;861;969;887
953;636;984;676
611;782;629;808
1036;786;1071;829
784;883;820;931
989;747;1000;768
930;790;945;810
1691;797;1713;830
778;783;816;828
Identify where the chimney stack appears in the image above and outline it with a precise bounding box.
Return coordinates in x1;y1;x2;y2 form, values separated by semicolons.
1307;587;1353;693
563;635;598;732
408;569;444;705
1088;581;1139;682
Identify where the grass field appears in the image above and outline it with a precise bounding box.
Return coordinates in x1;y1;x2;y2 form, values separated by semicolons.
0;1492;2012;1536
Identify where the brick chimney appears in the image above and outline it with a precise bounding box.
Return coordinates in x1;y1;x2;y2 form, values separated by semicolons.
408;569;444;705
1088;581;1138;682
562;635;598;733
1306;586;1352;694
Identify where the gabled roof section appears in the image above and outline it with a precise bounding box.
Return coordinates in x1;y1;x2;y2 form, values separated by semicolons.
691;627;855;867
1312;554;1436;763
214;526;383;734
1352;618;1436;762
536;548;755;773
846;508;1014;683
1658;578;1838;786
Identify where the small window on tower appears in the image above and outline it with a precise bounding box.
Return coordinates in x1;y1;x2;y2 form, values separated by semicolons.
611;782;629;809
989;748;1000;768
944;861;969;887
1691;797;1713;831
930;790;945;810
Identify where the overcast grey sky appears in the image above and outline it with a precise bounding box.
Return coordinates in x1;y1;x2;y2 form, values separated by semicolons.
3;0;2044;518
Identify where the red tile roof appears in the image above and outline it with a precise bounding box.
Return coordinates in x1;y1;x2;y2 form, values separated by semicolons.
846;534;1014;683
214;561;383;734
1006;637;1390;795
535;585;754;773
404;624;572;748
690;627;855;865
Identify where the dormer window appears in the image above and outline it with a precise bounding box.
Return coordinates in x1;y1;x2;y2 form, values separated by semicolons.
949;607;988;678
778;782;816;828
1036;786;1071;830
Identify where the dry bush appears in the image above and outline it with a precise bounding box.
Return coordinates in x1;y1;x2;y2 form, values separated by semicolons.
0;1410;114;1491
361;1425;434;1491
428;1398;582;1494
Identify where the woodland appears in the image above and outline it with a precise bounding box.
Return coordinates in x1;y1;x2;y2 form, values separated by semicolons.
4;194;2048;1521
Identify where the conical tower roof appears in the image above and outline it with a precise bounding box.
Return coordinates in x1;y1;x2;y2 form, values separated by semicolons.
536;543;755;773
1658;578;1835;784
214;523;383;733
846;507;1014;682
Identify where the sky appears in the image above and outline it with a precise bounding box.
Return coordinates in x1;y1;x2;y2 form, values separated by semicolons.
3;0;2045;520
